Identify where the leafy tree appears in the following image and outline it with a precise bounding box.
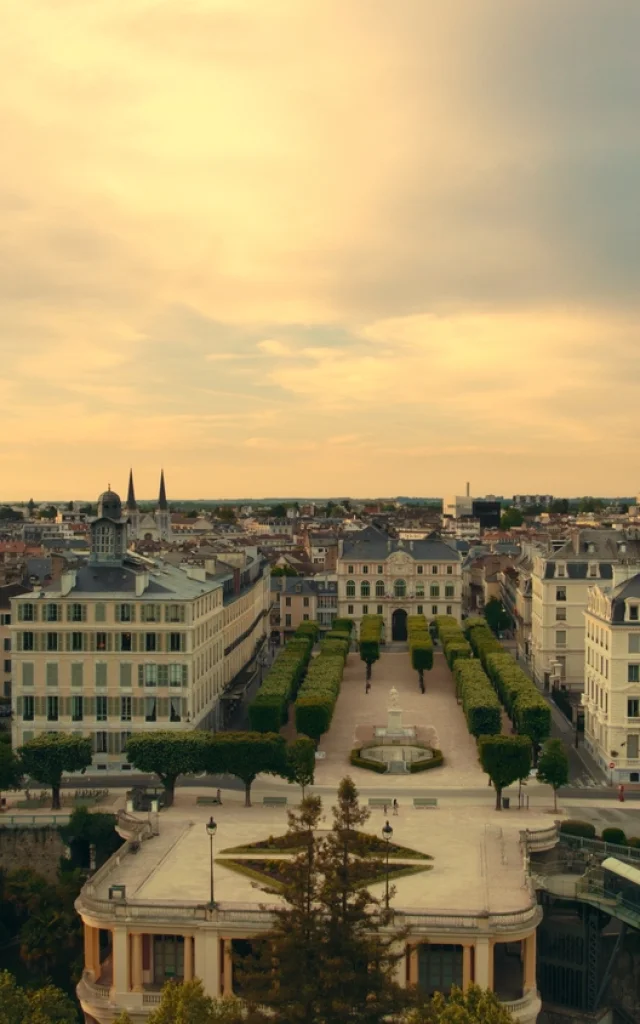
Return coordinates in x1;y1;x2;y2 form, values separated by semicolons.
79;504;94;515
18;735;92;810
484;597;511;636
114;980;246;1024
214;506;236;524
203;732;288;807
38;506;57;520
405;984;515;1024
536;737;569;812
478;735;532;811
0;971;78;1024
271;566;299;577
27;498;36;517
499;507;524;530
0;744;23;796
286;737;316;798
359;615;383;681
549;498;569;514
58;806;123;868
125;731;208;807
270;503;288;519
0;506;22;521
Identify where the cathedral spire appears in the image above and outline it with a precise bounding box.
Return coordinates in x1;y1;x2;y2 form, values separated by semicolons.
158;470;168;510
126;469;137;510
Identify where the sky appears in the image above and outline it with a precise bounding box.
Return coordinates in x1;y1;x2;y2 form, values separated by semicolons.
2;0;639;500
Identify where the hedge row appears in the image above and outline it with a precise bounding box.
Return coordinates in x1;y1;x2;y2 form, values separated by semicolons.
349;747;444;774
434;615;472;669
359;614;384;667
453;659;502;737
294;638;349;741
560;820;640;848
295;621;320;643
249;635;313;732
465;621;503;663
332;618;354;634
407;615;433;673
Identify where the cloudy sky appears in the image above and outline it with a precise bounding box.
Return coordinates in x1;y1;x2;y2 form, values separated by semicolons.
2;1;639;499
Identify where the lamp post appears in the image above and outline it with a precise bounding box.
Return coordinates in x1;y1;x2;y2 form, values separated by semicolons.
206;817;217;906
382;819;393;910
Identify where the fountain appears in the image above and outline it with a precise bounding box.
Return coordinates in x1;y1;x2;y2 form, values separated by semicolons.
354;687;440;774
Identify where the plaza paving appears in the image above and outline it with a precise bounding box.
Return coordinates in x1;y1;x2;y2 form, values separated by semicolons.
310;648;488;791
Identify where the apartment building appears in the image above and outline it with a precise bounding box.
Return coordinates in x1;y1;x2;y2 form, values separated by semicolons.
337;528;462;640
10;488;269;769
76;810;541;1024
0;583;30;699
269;574;338;640
583;575;640;783
531;530;640;692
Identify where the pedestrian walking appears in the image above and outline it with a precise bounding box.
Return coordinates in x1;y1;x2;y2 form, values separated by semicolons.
618;784;625;803
392;798;398;816
216;788;222;805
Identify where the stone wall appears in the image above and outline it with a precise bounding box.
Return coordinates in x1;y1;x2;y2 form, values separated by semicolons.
0;826;66;881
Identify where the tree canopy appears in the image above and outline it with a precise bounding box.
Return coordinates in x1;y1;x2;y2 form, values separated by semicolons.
201;732;288;806
114;979;245;1024
406;984;516;1024
286;736;316;798
125;731;209;806
499;508;524;530
536;738;569;812
18;734;92;810
0;745;23;793
478;735;532;811
0;971;78;1024
484;598;511;636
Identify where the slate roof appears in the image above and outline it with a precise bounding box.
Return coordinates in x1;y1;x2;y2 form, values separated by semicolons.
609;574;640;624
543;529;640;580
342;528;461;562
33;558;224;601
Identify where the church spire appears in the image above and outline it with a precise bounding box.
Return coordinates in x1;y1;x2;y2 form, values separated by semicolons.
126;469;137;510
158;470;168;510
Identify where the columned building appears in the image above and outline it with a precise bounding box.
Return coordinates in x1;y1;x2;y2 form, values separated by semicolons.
11;487;270;767
337;528;462;639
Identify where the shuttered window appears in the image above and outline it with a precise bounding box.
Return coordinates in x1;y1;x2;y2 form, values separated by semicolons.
95;663;108;688
71;663;84;687
22;663;34;686
46;663;58;687
94;603;106;623
120;663;132;688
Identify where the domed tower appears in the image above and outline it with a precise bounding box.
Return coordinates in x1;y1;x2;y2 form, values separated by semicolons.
90;486;129;565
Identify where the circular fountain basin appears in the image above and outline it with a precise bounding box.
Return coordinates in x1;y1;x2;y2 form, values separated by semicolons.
360;744;435;774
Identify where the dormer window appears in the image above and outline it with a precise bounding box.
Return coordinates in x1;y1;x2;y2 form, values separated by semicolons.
619;543;627;554
630;606;639;621
588;563;598;578
556;564;566;577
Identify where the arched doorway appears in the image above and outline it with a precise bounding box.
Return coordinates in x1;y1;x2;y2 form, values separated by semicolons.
392;608;408;641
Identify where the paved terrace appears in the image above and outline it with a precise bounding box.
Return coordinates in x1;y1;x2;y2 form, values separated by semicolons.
89;801;552;917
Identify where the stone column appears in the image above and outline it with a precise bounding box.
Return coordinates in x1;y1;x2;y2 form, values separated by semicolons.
195;930;220;997
84;924;95;980
184;935;194;982
524;932;536;991
111;927;129;996
462;944;473;989
223;939;233;995
408;943;419;987
474;938;492;989
131;933;143;992
92;927;101;979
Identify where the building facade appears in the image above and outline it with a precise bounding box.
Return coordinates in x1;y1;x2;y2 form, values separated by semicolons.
126;471;172;543
11;489;270;767
583;575;640;783
337;528;462;640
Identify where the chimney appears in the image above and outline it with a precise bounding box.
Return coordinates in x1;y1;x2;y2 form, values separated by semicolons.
466;482;470;497
187;566;207;582
135;571;150;596
60;569;76;596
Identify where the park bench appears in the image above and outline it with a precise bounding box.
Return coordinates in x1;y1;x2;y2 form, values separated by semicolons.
368;798;392;808
263;796;287;806
196;796;221;805
413;797;438;809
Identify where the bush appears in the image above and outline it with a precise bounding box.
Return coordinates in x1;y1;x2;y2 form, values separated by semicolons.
627;837;640;848
484;652;551;750
408;615;433;676
332;618;354;634
295;621;320;643
349;748;387;773
408;749;444;773
602;827;627;846
434;616;471;668
294;645;347;740
559;820;597;839
249;635;313;732
453;660;502;737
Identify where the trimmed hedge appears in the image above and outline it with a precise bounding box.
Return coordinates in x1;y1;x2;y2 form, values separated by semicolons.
408;749;444;773
294;639;349;740
408;615;433;674
466;622;503;664
295;621;320;643
434;615;471;668
359;614;383;667
559;820;597;839
349;748;387;773
332;618;354;634
454;660;502;737
602;827;627;846
249;635;313;732
484;652;551;749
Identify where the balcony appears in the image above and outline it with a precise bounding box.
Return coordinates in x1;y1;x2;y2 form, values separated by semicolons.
500;989;542;1024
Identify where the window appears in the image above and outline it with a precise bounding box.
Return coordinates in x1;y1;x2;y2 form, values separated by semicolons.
20;604;35;622
145;697;157;722
347;565;354;575
72;696;83;722
432;565;438;575
167;604;183;622
362;565;369;575
446;605;452;615
70;603;85;622
417;605;423;614
96;696;107;722
418;944;463;997
118;603;132;622
417;565;424;575
372;580;383;598
121;697;132;722
46;663;58;686
445;585;454;598
142;605;160;623
153;935;184;984
22;632;34;651
285;596;291;606
23;696;34;721
72;632;84;651
145;664;158;687
432;605;438;615
361;581;370;598
631;606;640;621
628;665;640;683
3;639;9;651
394;579;406;598
46;632;58;651
446;566;453;575
303;613;309;621
629;635;640;654
145;633;157;652
285;614;292;627
303;597;310;607
169;664;183;687
556;607;567;621
628;736;639;759
95;663;107;687
556;587;567;602
170;696;182;722
22;663;34;686
45;603;59;622
3;659;10;673
416;583;424;598
120;663;132;688
120;632;132;652
589;564;598;577
628;699;640;718
556;630;567;647
96;731;108;754
346;581;356;598
430;585;440;598
46;696;58;721
348;605;354;615
377;605;383;615
362;605;368;615
71;663;83;687
170;633;184;652
96;632;107;651
377;565;383;574
556;564;566;577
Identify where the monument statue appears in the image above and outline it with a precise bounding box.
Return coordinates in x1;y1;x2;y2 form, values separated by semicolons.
388;686;399;708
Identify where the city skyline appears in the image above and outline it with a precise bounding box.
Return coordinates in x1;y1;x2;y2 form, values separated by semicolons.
2;2;639;497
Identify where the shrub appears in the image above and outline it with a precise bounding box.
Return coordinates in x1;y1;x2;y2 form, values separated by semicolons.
454;660;502;737
627;837;640;848
433;615;471;668
249;635;313;732
602;827;627;846
408;615;433;679
332;618;354;634
559;820;597;839
294;644;347;740
408;749;444;773
295;621;320;643
349;748;387;773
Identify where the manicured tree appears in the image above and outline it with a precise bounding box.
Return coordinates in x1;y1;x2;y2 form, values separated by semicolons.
124;731;209;807
19;734;92;810
478;735;532;811
359;615;383;681
411;641;433;690
405;983;516;1023
484;597;511;636
536;738;569;812
58;807;123;868
0;743;23;798
286;736;316;799
203;732;288;807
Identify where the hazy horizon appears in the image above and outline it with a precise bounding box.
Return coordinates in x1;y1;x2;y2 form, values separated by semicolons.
2;2;639;497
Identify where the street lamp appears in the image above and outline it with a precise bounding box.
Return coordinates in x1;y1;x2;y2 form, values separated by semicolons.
206;817;217;906
382;819;393;910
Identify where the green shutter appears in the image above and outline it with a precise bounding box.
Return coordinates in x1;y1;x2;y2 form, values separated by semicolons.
131;633;138;652
108;732;117;754
130;605;136;622
17;605;23;622
120;663;132;687
35;696;46;717
65;633;71;651
158;665;168;686
114;634;121;652
66;605;72;622
95;603;105;623
156;633;163;652
63;697;71;717
158;697;168;719
155;605;161;623
133;697;143;718
138;665;144;687
22;663;34;686
33;606;39;622
179;606;185;623
89;633;96;652
16;696;23;716
106;634;113;652
182;665;188;686
108;696;119;717
164;606;170;623
115;605;121;623
85;697;95;717
16;633;23;652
